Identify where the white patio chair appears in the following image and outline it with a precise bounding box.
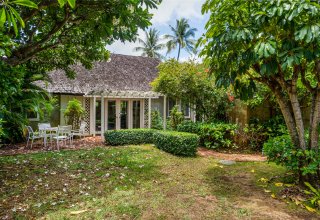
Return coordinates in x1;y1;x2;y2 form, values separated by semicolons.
26;126;43;149
53;125;72;150
71;122;86;140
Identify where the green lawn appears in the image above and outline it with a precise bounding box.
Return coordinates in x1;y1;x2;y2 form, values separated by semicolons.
0;145;318;219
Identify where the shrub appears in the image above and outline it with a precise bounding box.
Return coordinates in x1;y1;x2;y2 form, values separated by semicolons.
263;135;320;177
177;120;202;134
153;131;199;156
64;99;85;129
105;129;155;146
198;123;237;149
169;105;184;130
235;124;269;151
151;110;163;130
177;121;238;149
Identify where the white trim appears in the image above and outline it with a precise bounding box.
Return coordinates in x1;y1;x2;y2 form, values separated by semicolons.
28;112;40;121
148;98;151;129
92;96;96;136
85;90;161;99
101;96;105;140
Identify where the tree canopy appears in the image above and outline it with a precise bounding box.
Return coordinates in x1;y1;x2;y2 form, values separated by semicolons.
1;0;161;76
200;0;320;181
151;59;232;122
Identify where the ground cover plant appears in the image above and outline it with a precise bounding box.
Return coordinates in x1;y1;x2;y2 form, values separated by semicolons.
0;145;318;219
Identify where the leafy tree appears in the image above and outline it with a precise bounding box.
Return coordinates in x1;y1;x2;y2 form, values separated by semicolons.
152;59;232;122
200;0;320;181
1;0;161;74
64;98;85;129
164;18;197;60
134;28;165;59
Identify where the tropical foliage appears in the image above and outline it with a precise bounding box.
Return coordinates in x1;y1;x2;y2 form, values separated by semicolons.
152;59;232;122
164;18;197;60
0;63;53;143
64;99;85;129
134;28;164;59
200;0;320;181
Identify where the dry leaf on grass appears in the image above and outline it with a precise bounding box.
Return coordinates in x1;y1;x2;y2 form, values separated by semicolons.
70;209;88;215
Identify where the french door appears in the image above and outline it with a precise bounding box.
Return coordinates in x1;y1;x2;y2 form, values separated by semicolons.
106;99;142;130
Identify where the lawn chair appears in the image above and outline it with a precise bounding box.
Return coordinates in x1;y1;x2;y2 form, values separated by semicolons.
26;126;43;149
53;125;72;150
71;122;86;141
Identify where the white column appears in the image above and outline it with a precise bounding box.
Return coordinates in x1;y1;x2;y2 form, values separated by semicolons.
163;96;167;130
128;100;133;129
101;96;105;140
148;98;151;128
93;96;96;137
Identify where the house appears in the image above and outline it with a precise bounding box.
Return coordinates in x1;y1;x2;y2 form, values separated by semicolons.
35;54;196;136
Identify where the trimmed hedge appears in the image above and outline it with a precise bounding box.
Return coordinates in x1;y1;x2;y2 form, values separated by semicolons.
104;129;199;157
104;129;155;146
153;131;199;156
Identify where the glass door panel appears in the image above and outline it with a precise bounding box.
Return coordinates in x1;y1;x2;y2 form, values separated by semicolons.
95;100;101;132
120;101;128;129
132;101;141;128
107;101;116;130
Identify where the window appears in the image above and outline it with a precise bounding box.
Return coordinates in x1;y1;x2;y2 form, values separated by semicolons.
27;110;39;121
182;102;190;118
167;98;176;117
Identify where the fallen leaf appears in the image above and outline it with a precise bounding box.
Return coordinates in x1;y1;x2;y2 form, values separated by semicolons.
264;189;271;193
305;206;316;213
250;169;255;173
274;182;283;187
271;193;276;198
70;210;88;215
258;177;268;183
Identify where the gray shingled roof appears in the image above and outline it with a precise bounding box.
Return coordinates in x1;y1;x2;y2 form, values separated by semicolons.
37;54;161;95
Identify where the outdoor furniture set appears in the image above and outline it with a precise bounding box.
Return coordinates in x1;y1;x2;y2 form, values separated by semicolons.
26;122;86;150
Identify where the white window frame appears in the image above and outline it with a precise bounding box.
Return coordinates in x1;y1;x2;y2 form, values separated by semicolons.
28;112;40;121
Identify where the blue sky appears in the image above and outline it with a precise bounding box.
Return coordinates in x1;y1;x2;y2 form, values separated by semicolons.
107;0;209;61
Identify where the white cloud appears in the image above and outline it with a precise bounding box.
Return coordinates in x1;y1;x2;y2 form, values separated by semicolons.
151;0;204;24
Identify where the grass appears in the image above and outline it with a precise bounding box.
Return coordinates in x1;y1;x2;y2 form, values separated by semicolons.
0;145;318;219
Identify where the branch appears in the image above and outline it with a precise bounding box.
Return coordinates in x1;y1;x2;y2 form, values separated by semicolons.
8;7;71;66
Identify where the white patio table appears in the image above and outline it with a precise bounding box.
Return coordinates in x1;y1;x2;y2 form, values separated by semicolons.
39;127;58;149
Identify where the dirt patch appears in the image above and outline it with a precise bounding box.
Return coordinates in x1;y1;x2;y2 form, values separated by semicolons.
0;136;104;156
198;147;267;162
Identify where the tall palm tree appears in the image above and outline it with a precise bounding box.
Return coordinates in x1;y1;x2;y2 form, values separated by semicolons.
164;18;197;61
134;28;165;59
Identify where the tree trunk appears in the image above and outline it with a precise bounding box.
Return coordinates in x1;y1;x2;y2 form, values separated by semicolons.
271;86;300;147
309;90;320;150
177;44;181;61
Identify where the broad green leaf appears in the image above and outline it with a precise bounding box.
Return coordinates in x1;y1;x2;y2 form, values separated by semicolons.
0;8;6;28
9;7;25;28
67;0;76;8
57;0;67;8
12;0;38;9
9;10;18;36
